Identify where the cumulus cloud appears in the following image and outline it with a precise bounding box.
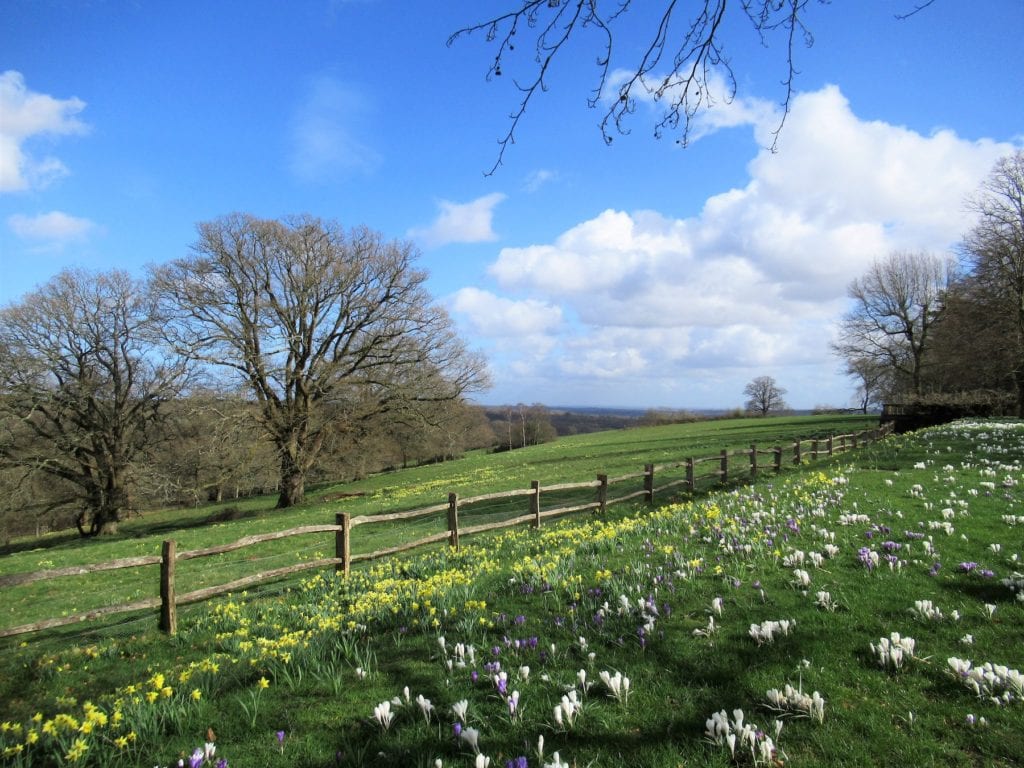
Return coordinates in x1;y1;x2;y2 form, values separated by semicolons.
8;211;96;249
288;75;379;181
409;193;506;248
473;84;1018;406
449;286;561;338
0;71;88;192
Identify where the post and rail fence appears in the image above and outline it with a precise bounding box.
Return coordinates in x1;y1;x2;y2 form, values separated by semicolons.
0;424;892;638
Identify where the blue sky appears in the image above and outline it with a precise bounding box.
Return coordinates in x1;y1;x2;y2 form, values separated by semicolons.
2;1;1022;410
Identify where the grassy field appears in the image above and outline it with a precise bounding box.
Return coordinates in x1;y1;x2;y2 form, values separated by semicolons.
4;416;1024;767
0;414;877;633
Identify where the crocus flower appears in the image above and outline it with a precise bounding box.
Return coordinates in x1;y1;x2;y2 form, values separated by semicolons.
460;726;481;754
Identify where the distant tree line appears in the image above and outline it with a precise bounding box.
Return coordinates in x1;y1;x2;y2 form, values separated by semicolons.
834;151;1024;416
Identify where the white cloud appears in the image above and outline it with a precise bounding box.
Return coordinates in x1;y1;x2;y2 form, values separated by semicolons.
8;211;96;248
449;286;561;338
288;75;379;181
0;71;88;192
604;67;774;144
522;168;557;192
469;84;1019;407
409;193;506;248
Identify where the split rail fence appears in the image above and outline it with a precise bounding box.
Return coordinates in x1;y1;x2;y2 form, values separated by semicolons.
0;424;891;637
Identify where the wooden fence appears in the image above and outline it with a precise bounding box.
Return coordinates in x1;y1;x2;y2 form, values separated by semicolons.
0;424;891;638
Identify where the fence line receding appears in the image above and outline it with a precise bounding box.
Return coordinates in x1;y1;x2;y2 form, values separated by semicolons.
0;424;891;637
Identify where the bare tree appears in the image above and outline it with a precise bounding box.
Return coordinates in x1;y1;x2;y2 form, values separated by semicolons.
151;214;489;508
832;251;951;398
743;375;787;416
0;269;190;536
842;356;891;413
961;151;1024;414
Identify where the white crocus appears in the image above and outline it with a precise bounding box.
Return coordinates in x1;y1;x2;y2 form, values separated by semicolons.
372;700;395;731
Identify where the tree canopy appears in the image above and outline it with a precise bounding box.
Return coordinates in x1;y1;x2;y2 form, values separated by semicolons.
0;269;191;535
743;375;787;416
151;214;490;508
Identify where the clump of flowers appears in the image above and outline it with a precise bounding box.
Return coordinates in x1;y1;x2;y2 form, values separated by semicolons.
814;591;839;612
909;599;944;621
704;708;783;766
749;619;795;645
553;690;583;729
857;547;880;571
870;633;917;671
372;700;396;731
765;683;826;723
947;658;1024;705
598;670;631;704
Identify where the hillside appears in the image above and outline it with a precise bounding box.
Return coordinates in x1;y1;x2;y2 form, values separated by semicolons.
5;417;1023;767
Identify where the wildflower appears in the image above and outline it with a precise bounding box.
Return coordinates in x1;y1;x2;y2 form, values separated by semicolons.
372;701;395;731
257;677;270;689
507;690;520;719
416;694;435;723
452;699;469;723
276;730;285;753
460;726;481;754
64;741;88;765
599;670;631;704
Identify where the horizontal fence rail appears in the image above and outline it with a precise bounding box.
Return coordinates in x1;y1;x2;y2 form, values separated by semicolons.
0;424;892;637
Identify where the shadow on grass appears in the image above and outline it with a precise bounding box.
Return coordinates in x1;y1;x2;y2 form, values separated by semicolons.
936;575;1013;605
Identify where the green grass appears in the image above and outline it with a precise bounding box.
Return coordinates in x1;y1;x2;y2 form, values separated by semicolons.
0;414;877;633
8;416;1023;767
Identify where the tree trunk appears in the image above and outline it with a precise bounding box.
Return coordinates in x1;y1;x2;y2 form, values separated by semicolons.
277;452;305;508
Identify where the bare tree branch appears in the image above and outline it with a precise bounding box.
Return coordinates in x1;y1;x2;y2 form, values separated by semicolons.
449;0;827;173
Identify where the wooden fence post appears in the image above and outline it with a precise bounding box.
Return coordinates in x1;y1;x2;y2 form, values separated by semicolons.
811;439;819;460
686;458;695;492
160;539;177;635
335;512;350;576
597;474;608;514
852;432;859;449
827;436;834;456
774;446;783;473
749;444;757;479
644;463;655;504
530;481;541;527
794;440;802;465
447;493;460;549
720;449;729;485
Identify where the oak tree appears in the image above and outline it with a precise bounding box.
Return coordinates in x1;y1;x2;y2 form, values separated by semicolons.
743;375;787;416
0;269;190;536
152;214;489;508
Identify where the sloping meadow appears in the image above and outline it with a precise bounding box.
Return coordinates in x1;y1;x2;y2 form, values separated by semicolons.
2;420;1023;767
